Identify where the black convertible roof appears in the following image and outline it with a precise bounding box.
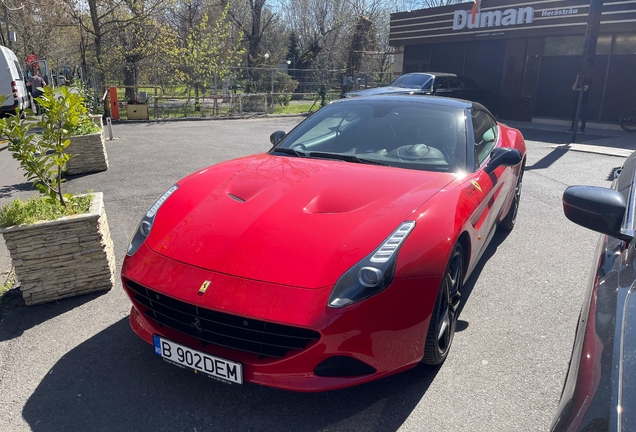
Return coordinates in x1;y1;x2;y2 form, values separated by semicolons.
331;93;477;111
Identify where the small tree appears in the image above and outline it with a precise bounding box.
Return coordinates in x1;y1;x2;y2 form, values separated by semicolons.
181;4;245;104
0;87;95;208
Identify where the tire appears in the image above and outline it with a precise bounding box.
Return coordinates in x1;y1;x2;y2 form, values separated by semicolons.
499;166;524;231
423;243;463;366
619;108;636;132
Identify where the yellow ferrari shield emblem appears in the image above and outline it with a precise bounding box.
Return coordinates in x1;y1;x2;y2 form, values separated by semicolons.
198;280;211;295
471;180;482;192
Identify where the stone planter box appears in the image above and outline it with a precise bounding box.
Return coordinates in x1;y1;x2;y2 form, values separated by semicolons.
65;126;109;176
0;193;116;306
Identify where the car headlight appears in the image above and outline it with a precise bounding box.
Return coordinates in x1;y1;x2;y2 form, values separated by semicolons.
127;185;178;256
328;221;415;308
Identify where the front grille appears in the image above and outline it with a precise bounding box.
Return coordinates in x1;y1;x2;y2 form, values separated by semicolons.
126;280;320;358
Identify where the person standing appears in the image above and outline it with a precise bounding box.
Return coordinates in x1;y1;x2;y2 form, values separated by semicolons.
27;71;47;113
567;74;590;133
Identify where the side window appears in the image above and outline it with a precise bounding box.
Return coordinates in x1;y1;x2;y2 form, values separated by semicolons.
472;110;498;167
449;79;463;89
12;60;23;81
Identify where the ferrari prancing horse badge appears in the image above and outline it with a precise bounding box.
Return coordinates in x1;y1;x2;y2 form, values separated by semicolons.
198;280;211;295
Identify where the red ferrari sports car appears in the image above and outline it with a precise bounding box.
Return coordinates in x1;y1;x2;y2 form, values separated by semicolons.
122;95;526;391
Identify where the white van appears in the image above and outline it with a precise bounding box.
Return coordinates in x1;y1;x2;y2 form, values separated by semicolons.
0;45;30;115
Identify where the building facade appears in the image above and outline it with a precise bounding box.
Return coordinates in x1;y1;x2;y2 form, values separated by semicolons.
389;0;636;122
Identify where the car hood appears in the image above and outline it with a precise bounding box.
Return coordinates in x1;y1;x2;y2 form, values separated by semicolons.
146;154;455;288
347;86;427;97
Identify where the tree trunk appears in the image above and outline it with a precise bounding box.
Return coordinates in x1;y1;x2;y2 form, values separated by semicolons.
87;0;104;86
124;63;137;101
247;0;265;68
87;0;107;116
195;83;200;111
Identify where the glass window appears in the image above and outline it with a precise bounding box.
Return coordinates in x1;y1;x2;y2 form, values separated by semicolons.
290;108;371;145
434;77;464;90
12;60;23;80
390;73;433;89
614;34;636;55
596;35;612;55
404;64;419;73
544;35;584;56
543;35;612;56
274;100;467;172
472;110;498;166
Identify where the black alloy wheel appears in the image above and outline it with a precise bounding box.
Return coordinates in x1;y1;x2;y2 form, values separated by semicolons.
423;243;463;365
499;166;524;231
619;108;636;132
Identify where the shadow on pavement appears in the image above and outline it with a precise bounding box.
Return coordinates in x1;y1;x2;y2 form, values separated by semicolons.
0;181;34;199
526;146;570;171
23;317;440;432
0;291;106;341
458;228;510;318
514;127;613;146
607;167;622;181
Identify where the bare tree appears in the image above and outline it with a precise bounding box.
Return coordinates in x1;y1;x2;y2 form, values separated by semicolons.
2;0;76;68
419;0;463;7
162;0;207;40
395;0;463;12
224;0;271;68
62;0;166;88
282;0;351;69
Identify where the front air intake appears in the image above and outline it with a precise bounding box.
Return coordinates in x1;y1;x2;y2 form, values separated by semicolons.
314;356;376;377
125;280;320;358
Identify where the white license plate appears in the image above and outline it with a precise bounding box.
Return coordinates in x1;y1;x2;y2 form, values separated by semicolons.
153;335;243;384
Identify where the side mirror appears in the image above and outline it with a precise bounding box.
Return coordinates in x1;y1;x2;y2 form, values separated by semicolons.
563;186;632;241
484;147;522;174
270;130;286;146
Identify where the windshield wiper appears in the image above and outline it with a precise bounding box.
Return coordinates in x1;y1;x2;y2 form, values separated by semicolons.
308;152;389;166
272;147;308;157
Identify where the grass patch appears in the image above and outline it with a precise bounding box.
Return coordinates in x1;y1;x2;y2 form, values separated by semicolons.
0;194;93;228
274;103;316;115
154;104;237;119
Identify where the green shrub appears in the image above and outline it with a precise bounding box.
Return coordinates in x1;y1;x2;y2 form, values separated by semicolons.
0;86;97;208
0;194;92;228
71;122;102;136
274;94;291;106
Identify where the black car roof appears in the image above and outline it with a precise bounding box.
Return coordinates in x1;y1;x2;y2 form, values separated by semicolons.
428;72;458;78
331;94;476;111
397;72;457;78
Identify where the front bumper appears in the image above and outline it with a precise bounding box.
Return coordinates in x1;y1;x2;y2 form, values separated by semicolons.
122;243;437;391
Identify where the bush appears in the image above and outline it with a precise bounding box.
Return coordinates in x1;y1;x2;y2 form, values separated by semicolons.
274;94;291;106
241;94;267;112
244;70;299;94
0;194;92;227
0;86;97;208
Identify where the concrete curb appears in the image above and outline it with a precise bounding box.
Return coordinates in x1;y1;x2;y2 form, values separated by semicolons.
550;143;633;158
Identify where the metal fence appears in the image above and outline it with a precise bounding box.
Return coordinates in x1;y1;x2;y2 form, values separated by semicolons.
103;66;393;120
113;91;341;120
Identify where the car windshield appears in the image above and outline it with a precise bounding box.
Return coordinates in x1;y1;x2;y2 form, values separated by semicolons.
433;76;462;89
271;99;467;172
390;74;433;89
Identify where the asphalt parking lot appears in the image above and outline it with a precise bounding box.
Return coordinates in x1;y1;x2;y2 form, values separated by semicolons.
0;116;634;431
